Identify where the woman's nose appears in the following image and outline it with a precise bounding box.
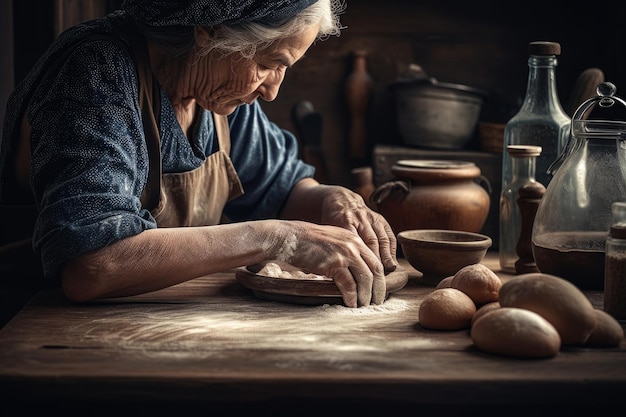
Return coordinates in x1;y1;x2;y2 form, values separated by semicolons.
258;70;285;102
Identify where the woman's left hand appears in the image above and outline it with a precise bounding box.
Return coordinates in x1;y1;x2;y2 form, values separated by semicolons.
318;185;398;274
281;179;398;274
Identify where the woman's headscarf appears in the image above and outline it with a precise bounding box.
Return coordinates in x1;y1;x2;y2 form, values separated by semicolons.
121;0;318;27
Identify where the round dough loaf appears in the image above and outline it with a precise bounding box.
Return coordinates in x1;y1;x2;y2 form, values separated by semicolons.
471;307;561;358
436;276;454;289
419;288;476;331
499;273;596;345
258;262;329;280
451;263;502;306
471;301;500;328
584;309;624;347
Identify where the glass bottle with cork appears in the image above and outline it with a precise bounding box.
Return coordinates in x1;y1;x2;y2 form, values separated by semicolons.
501;41;571;188
500;41;570;264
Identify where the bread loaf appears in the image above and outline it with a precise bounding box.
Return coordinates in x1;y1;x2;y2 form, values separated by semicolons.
471;307;561;358
451;263;501;306
584;309;624;347
471;301;500;328
499;273;596;345
419;288;476;331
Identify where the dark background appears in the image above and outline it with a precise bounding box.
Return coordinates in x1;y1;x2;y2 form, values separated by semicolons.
2;0;623;248
4;0;625;186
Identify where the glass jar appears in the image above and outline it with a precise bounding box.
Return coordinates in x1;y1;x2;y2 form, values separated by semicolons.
532;82;626;289
605;202;626;320
499;145;543;273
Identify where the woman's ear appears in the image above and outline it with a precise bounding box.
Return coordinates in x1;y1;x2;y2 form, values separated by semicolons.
194;26;214;49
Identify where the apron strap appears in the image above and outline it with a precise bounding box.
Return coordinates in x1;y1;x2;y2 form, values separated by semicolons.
213;113;231;155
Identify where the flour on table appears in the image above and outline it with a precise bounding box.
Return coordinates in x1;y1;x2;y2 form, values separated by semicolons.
319;297;411;315
258;262;330;281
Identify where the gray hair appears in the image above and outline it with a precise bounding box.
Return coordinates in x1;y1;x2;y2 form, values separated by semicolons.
139;0;345;59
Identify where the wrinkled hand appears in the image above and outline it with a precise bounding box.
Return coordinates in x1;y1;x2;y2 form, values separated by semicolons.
319;186;398;273
275;183;398;307
278;221;390;308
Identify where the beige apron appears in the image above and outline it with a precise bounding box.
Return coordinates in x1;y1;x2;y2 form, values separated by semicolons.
149;113;244;227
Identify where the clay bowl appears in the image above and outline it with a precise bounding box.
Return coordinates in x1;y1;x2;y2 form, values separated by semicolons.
397;229;492;285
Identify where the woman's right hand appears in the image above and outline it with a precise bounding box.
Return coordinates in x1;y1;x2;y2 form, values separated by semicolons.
267;220;387;308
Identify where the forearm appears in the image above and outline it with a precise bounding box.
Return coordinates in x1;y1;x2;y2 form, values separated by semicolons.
280;177;360;223
62;220;283;302
279;177;323;222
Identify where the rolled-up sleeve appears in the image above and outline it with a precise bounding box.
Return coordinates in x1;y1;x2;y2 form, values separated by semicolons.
29;40;156;280
224;102;315;221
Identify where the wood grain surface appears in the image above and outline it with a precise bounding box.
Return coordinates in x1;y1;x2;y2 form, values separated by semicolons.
0;253;624;414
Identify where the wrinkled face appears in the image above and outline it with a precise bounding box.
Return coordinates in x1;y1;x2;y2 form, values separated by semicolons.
195;24;320;115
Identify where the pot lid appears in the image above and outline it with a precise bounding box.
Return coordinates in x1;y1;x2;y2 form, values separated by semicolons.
391;159;483;185
390;78;487;96
396;160;476;169
389;64;487;96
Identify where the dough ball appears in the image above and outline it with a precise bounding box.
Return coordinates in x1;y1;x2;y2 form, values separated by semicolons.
471;307;561;359
471;301;500;328
257;262;329;280
584;309;624;347
258;262;286;278
499;273;596;345
451;263;502;306
419;288;476;331
436;276;454;289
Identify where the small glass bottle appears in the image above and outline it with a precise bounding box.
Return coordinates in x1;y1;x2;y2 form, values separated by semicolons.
501;41;571;193
499;145;543;273
605;202;626;321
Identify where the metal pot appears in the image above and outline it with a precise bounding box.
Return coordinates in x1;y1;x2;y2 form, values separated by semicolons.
391;76;486;150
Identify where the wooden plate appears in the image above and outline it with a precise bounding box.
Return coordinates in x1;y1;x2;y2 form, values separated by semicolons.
235;263;409;306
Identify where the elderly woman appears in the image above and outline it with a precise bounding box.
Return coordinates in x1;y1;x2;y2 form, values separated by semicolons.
0;0;397;309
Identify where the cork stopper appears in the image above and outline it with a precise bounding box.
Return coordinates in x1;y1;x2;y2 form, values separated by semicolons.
611;202;626;239
528;41;561;56
610;224;626;239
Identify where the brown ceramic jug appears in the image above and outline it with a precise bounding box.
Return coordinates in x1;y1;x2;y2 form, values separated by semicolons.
370;160;490;234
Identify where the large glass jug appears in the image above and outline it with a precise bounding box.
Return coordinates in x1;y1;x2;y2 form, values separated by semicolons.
531;82;626;290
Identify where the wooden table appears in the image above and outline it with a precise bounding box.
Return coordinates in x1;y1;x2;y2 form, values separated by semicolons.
0;252;624;414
